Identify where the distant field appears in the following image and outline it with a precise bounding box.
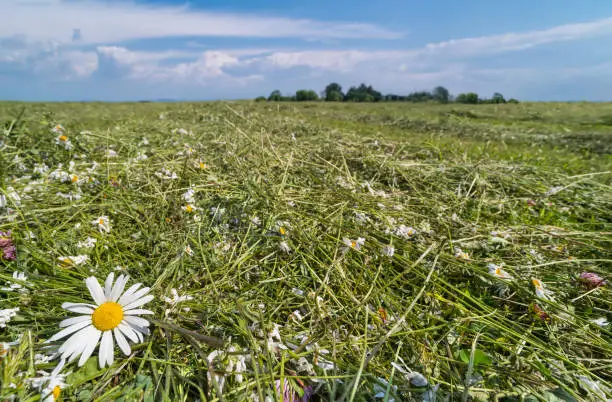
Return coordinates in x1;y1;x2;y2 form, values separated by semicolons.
0;101;610;401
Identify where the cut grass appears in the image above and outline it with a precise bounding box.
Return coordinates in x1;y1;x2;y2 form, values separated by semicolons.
0;101;610;401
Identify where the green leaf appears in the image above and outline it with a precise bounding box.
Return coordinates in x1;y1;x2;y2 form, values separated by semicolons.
459;349;492;366
67;357;104;387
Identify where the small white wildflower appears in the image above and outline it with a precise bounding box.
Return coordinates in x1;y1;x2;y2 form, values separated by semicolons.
454;247;470;260
1;271;29;293
354;212;369;224
34;353;52;365
250;216;261;226
5;187;21;206
279;241;291;253
532;278;553;300
381;245;395;257
0;307;19;328
184;245;194;256
76;237;97;249
55;134;72;150
12;155;26;171
106;149;118;158
74;223;82;230
155;168;178;180
291;288;304;296
57;255;89;267
487;263;513;279
163;288;194;306
138;137;149;146
343;237;365;251
394;225;416;239
31;359;68;402
289;310;303;322
287;200;296;207
134;152;148;161
92;216;111;233
51;124;64;134
182;188;196;204
33;163;49;175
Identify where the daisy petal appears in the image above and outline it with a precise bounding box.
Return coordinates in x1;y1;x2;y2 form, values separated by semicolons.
110;275;129;302
118;287;150;307
114;327;131;356
122;294;154;311
78;328;101;367
104;272;115;300
117;283;142;305
124;309;154;315
118;323;139;343
86;276;106;305
59;326;94;361
47;320;91;343
62;302;95;314
59;315;92;328
124;315;151;328
99;330;113;368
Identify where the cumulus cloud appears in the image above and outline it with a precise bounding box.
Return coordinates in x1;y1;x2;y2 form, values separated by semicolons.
1;0;401;45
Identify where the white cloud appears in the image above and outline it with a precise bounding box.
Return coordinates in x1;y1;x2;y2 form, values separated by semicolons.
1;0;401;45
421;17;612;57
33;50;99;79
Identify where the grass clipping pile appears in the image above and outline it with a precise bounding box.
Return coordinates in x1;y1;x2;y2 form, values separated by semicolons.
0;102;610;401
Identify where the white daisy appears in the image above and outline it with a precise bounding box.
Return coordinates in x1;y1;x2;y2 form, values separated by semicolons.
182;188;196;204
343;237;365;251
487;263;513;280
183;244;194;257
55;134;73;150
532;278;553;300
31;359;68;402
46;273;154;368
92;216;111;233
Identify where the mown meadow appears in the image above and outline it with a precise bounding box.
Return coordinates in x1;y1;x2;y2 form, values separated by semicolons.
0;101;610;401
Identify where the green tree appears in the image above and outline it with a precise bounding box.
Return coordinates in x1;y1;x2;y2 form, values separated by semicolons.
267;90;282;102
491;92;506;104
406;91;434;102
323;82;344;101
254;96;266;102
433;86;450;103
295;89;319;101
455;92;479;104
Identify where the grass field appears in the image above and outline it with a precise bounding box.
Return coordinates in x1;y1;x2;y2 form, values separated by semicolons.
0;101;610;401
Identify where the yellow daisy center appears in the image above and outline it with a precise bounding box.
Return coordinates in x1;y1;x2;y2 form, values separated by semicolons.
52;385;61;400
279;227;286;235
351;241;357;248
59;135;68;142
199;162;206;169
98;218;104;225
185;205;193;213
495;268;502;276
92;301;124;331
71;175;78;183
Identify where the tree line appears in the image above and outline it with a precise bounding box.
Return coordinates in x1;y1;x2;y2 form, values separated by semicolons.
256;83;518;104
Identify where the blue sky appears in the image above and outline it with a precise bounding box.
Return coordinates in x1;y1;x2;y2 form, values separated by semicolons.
2;0;612;101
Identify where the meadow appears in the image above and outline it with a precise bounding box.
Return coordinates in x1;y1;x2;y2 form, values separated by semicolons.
0;100;610;401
